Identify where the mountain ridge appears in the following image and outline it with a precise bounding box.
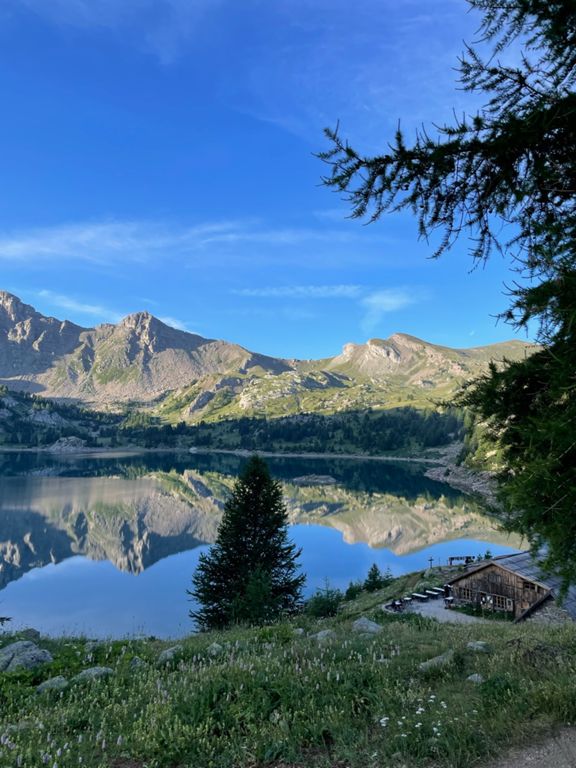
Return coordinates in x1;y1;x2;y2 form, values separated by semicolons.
0;290;534;421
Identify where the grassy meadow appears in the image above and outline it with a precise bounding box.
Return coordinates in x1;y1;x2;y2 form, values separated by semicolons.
1;573;575;768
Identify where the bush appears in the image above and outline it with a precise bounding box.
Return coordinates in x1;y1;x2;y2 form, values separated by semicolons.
364;563;392;592
344;580;364;601
304;584;344;617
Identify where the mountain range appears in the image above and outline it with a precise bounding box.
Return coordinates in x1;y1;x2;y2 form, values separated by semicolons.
0;290;534;422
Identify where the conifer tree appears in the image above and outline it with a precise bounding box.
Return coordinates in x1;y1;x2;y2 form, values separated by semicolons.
189;456;305;630
364;563;384;592
319;1;576;587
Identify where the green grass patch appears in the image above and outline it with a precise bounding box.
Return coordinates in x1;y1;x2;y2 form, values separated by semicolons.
1;577;576;767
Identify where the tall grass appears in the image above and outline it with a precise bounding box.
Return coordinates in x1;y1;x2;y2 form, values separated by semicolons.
1;599;575;767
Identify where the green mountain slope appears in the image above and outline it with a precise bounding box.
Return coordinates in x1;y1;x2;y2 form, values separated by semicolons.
0;290;535;423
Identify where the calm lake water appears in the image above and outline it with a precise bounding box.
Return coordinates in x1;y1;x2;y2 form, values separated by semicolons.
0;450;521;638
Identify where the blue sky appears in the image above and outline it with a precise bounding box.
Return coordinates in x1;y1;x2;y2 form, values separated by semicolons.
0;0;533;359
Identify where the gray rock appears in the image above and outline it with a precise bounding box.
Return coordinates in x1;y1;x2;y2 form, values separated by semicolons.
293;628;305;637
37;676;68;693
19;628;41;641
157;645;184;665
72;666;113;683
207;642;223;657
352;617;383;634
419;649;455;671
129;656;146;670
467;673;485;684
467;641;491;653
0;641;53;672
311;629;336;643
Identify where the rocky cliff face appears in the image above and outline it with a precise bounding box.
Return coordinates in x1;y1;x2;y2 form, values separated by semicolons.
0;291;534;417
0;292;86;380
325;333;527;383
0;474;222;588
0;292;292;404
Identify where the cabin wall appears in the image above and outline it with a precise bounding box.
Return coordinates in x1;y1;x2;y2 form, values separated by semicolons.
450;564;547;619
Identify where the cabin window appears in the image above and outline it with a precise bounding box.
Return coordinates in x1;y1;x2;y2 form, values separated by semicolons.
459;587;472;601
493;594;513;611
523;581;537;591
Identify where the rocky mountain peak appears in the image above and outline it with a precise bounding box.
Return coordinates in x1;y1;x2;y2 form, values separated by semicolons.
0;291;37;325
120;311;159;330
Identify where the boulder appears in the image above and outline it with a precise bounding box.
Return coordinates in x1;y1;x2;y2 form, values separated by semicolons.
72;666;113;683
0;641;53;672
129;656;146;671
46;436;87;453
37;676;68;693
467;641;491;653
157;645;184;665
310;629;337;643
19;628;41;641
352;617;383;634
207;642;223;657
293;628;305;637
467;673;485;684
419;649;455;671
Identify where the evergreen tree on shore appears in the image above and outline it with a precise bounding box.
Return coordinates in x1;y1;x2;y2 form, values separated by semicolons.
189;456;305;630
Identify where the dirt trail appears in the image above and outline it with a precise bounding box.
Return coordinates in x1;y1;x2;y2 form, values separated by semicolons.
481;728;576;768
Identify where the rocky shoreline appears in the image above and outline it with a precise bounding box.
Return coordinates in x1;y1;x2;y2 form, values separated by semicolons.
423;442;501;510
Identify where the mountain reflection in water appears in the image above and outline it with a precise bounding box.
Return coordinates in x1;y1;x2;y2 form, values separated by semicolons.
0;451;521;637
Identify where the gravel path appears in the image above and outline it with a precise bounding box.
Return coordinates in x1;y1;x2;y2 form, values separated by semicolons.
409;600;486;624
481;728;576;768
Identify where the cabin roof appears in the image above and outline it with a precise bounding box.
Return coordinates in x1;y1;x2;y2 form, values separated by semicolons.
447;551;576;620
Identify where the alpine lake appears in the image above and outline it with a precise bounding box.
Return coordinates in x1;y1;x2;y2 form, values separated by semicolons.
0;450;521;638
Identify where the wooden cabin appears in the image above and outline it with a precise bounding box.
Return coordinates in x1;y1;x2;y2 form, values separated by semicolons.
446;551;576;623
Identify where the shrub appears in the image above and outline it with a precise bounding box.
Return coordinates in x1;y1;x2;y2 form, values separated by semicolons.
305;584;344;617
344;580;364;601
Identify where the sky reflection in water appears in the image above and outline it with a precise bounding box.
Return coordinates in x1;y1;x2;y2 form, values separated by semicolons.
0;452;520;638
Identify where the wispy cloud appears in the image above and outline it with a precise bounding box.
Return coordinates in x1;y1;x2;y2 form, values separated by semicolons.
233;285;362;299
158;315;193;332
233;282;423;335
35;290;196;332
0;219;380;265
36;289;123;323
5;0;223;64
361;289;416;333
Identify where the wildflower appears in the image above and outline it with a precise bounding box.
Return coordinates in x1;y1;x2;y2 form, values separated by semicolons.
416;706;425;714
414;722;422;729
440;701;447;709
379;717;389;727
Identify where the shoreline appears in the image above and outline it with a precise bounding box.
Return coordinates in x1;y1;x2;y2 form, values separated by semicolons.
0;442;498;505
